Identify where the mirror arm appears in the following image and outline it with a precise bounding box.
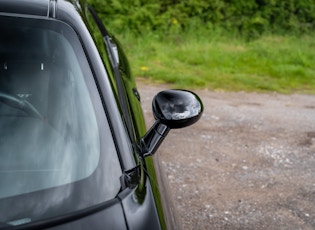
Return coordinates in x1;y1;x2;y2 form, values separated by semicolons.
141;121;170;158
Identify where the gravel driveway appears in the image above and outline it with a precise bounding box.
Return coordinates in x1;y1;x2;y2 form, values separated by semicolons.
137;81;315;230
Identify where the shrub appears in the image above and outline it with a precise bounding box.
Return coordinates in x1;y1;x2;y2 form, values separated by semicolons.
89;0;315;37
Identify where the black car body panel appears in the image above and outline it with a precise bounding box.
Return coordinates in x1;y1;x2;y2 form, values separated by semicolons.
0;0;49;17
0;0;203;229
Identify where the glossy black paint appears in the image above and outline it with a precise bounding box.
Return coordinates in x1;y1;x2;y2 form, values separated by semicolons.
0;0;48;16
0;0;203;229
153;90;203;129
141;90;203;157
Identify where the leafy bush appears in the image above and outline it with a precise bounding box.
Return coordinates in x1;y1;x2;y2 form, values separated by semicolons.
89;0;315;38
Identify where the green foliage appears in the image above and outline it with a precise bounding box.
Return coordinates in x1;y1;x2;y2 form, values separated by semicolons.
89;0;315;38
88;0;315;93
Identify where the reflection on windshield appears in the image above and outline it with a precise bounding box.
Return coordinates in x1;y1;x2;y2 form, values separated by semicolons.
0;28;100;198
0;15;122;227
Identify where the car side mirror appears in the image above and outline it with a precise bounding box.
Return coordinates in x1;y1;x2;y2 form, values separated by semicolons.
141;90;203;157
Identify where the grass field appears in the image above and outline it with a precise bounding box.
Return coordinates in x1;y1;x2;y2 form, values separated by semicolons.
118;31;315;94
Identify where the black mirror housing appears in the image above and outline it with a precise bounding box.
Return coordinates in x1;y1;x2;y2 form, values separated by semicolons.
141;90;203;157
152;90;203;129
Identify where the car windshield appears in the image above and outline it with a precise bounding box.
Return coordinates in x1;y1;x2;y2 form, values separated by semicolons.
0;15;122;227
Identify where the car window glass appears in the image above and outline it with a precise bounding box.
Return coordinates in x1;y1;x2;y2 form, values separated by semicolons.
0;24;100;198
0;15;122;226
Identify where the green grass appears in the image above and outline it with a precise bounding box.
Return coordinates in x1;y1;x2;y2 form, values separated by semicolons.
118;31;315;94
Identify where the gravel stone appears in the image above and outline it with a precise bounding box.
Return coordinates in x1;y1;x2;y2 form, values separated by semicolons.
138;81;315;230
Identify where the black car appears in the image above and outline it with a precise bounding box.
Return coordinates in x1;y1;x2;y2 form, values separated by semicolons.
0;0;203;229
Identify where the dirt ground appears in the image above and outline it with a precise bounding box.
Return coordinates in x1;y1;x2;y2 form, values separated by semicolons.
137;81;315;230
